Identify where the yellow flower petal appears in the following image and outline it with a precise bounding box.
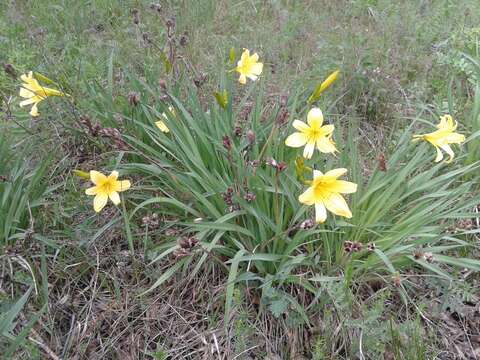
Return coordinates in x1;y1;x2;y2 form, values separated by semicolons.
90;170;107;185
323;193;352;218
307;108;323;128
240;48;250;61
434;146;444;163
303;140;316;159
444;133;465;143
285;132;308;148
292;120;309;132
250;62;263;75
93;193;108;212
109;191;121;205
19;97;38;107
108;171;119;181
239;74;247;84
30;103;39;117
315;202;327;223
324;168;348;178
313;170;323;178
329;180;357;194
85;186;98;195
321;124;334;136
298;187;316;206
114;180;131;192
440;144;454;163
316;137;337;154
19;87;36;99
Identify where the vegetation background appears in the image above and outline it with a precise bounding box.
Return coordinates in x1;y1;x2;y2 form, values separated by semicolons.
1;0;480;359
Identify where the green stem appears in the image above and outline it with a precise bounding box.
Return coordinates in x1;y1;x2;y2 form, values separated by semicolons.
121;197;134;254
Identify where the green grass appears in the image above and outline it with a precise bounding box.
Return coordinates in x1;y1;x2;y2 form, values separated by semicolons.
1;0;480;358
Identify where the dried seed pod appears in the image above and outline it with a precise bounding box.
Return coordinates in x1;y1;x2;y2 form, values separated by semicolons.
392;274;401;288
222;135;232;150
142;213;160;228
412;250;424;260
243;191;256;202
3;63;16;78
179;32;188;46
233;125;242;137
172;247;190;259
344;241;353;253
299;219;315;230
178;236;198;249
127;91;140;106
165;228;180;236
193;73;207;88
246;130;255;145
149;3;162;13
351;242;363;252
275;108;289;125
131;8;140;25
424;252;434;263
377;153;387;171
266;157;278;168
276;161;287;172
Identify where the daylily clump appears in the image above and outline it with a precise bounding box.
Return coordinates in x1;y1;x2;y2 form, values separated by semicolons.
413;115;465;163
285;107;337;159
155;106;175;133
85;170;131;212
299;168;357;223
19;71;66;117
235;49;263;84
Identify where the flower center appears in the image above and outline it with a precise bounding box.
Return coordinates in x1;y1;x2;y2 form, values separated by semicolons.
99;180;115;194
307;127;325;141
312;178;335;200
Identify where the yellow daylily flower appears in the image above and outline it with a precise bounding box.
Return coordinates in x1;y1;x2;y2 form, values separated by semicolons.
413;115;465;163
285;107;337;159
299;168;357;223
308;70;340;103
19;71;66;117
155;106;175;133
235;49;263;84
85;170;131;213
